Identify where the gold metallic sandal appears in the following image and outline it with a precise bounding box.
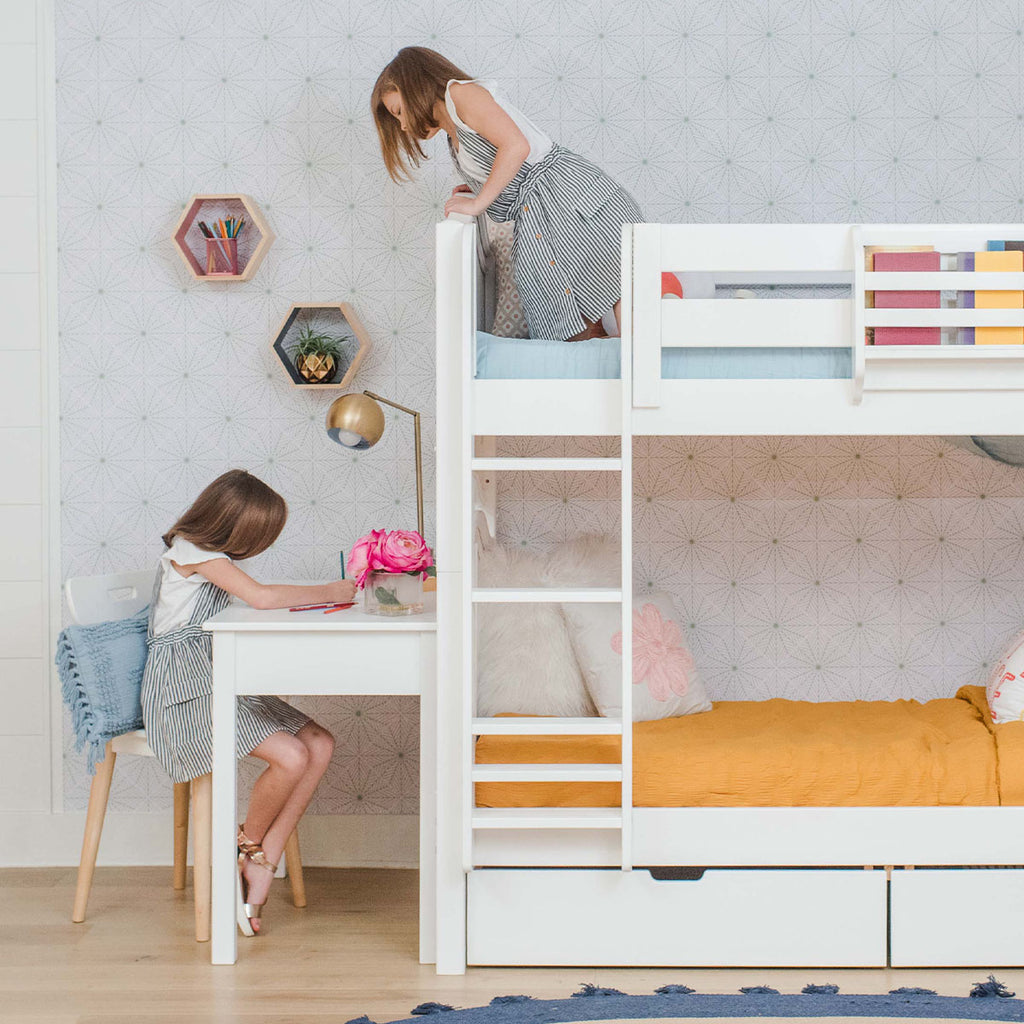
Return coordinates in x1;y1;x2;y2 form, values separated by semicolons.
236;824;277;936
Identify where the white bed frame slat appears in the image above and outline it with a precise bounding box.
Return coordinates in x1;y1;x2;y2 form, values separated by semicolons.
661;297;851;348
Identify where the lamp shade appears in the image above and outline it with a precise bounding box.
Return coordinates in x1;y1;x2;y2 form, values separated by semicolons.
325;393;386;450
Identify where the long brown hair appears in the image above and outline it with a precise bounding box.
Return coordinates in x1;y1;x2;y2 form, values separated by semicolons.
371;46;471;182
162;470;287;561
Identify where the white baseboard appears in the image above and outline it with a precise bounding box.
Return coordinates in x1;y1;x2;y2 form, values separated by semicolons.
0;811;419;869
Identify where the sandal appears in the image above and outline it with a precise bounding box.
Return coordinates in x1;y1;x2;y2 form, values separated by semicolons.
236;824;277;936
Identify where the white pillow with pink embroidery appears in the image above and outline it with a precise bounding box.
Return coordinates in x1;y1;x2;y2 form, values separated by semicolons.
986;631;1024;724
562;593;711;721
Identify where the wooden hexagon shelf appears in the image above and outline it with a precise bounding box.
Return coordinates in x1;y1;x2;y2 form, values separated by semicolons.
172;193;274;281
272;302;372;389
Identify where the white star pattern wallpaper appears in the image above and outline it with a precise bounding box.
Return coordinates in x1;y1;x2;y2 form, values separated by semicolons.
56;0;1024;814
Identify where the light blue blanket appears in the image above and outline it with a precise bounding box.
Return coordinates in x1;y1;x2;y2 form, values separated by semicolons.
56;606;149;774
475;331;852;380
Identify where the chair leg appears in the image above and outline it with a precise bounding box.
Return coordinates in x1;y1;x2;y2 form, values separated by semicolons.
172;781;190;891
72;741;116;923
284;829;307;908
191;773;212;943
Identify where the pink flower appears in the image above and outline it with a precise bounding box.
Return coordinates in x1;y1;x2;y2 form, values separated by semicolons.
377;530;433;576
347;530;385;589
612;603;694;702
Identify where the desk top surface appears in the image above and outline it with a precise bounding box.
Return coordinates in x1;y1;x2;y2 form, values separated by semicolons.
203;598;437;633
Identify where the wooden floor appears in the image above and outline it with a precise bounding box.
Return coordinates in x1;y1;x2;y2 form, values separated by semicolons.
3;867;1024;1024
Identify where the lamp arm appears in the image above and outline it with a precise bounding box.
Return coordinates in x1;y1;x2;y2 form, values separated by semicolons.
362;391;424;539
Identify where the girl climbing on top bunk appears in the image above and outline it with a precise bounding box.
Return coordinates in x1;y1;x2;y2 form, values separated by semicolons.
371;46;644;342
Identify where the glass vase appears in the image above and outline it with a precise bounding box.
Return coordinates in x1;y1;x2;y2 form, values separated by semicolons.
363;570;424;616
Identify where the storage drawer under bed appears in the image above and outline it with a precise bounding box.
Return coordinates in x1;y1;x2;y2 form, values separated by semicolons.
467;867;887;967
890;868;1024;967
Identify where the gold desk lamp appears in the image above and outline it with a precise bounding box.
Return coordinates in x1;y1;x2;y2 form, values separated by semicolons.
325;390;424;538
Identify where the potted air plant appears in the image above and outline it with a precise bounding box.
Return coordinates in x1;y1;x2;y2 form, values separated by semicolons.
347;529;434;616
293;325;344;384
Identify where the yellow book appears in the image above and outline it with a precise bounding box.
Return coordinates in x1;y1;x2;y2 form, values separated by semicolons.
975;250;1024;344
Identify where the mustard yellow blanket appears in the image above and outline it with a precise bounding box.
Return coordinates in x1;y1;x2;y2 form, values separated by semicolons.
475;687;1007;808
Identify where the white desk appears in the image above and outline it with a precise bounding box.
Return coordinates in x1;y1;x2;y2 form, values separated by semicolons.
203;602;437;965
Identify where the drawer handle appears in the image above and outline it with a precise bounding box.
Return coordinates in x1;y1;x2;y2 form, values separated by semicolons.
646;867;706;882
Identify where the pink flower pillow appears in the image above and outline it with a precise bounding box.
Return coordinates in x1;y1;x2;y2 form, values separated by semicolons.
562;593;711;721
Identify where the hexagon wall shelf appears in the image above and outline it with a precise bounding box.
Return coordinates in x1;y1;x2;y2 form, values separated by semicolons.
172;193;274;281
271;302;372;389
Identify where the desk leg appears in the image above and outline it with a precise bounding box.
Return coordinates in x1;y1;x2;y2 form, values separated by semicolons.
419;634;437;964
211;632;238;965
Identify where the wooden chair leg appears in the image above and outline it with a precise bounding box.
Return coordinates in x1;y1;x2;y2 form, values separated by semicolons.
191;773;212;943
72;741;116;923
284;829;307;908
172;780;190;891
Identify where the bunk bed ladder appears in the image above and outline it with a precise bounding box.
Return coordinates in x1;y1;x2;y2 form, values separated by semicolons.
464;225;636;870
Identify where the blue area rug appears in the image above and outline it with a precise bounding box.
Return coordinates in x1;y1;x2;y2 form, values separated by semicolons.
354;979;1024;1023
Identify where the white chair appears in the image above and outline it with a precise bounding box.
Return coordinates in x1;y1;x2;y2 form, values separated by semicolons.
65;570;306;942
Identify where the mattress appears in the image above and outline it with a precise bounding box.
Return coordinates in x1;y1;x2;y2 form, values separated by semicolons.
474;687;1003;808
475;331;852;380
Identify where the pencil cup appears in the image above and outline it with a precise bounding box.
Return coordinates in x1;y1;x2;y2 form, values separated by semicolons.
205;237;239;276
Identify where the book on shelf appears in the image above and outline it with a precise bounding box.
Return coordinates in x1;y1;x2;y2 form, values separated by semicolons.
956;252;974;346
871;250;941;346
975;248;1024;345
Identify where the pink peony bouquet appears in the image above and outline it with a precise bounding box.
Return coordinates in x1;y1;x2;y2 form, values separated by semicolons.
347;529;434;589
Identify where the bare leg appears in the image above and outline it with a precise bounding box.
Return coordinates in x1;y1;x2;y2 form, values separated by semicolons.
613;299;622;337
240;722;335;932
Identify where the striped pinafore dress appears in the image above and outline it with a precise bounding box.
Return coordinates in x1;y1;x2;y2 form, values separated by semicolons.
446;78;644;342
140;567;310;783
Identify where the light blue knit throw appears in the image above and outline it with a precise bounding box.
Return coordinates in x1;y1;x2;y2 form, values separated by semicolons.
55;606;149;774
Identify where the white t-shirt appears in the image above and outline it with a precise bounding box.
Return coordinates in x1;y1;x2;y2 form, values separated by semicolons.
152;537;231;636
445;78;553;185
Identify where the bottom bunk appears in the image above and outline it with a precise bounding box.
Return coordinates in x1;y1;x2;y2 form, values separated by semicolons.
469;687;1024;968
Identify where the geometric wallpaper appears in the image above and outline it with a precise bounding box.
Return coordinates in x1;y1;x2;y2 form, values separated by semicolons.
497;435;1024;703
55;0;1024;813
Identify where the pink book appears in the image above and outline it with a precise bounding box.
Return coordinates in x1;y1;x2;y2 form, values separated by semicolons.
872;251;941;345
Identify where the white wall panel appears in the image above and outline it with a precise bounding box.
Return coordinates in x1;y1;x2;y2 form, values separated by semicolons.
0;352;41;426
0;44;37;118
0;199;38;271
0;736;50;811
0;658;45;734
0;2;36;44
0;506;42;579
0;428;41;503
0;582;43;657
0;275;39;348
0;122;38;195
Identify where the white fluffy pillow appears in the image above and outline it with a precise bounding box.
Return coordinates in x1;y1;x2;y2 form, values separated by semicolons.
986;631;1024;723
476;544;595;717
563;592;712;722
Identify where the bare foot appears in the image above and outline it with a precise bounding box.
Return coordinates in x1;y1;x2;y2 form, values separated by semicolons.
241;855;274;933
564;318;609;343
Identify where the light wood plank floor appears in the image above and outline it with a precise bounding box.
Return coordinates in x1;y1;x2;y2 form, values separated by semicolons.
3;867;1023;1024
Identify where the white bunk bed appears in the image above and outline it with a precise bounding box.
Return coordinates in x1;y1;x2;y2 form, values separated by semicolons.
433;221;1024;976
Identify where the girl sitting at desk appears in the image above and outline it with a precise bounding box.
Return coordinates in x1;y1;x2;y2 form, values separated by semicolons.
141;469;355;936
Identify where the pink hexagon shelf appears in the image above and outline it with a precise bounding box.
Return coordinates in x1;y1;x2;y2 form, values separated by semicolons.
172;193;274;281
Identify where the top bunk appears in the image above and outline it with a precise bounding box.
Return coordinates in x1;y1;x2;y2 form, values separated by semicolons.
435;221;1024;436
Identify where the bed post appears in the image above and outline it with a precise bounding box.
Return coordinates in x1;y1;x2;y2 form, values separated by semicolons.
435;220;473;973
620;223;634;871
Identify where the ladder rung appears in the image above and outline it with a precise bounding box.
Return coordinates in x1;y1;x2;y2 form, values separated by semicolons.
472;717;623;736
472;588;622;604
472;807;623;830
472;763;623;783
472;458;622;472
